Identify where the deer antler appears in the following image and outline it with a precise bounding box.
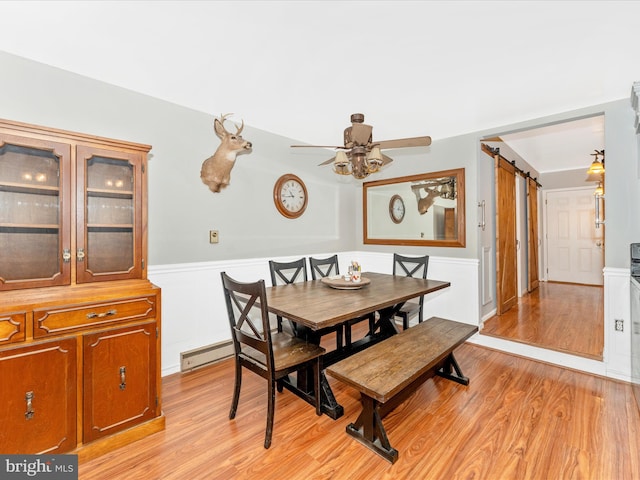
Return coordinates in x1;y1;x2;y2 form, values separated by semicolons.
219;113;233;123
217;113;244;135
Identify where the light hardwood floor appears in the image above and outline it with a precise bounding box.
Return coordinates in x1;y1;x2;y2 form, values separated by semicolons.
80;334;639;479
482;281;604;360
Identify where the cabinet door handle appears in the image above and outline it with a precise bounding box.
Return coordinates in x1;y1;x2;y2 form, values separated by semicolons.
25;391;34;420
119;366;126;390
86;309;117;319
478;200;486;231
77;248;85;262
62;249;71;263
594;195;605;228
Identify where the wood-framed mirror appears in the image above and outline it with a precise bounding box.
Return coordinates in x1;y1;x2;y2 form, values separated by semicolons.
363;168;465;247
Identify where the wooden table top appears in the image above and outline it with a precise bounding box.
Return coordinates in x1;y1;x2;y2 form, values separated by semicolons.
264;272;450;331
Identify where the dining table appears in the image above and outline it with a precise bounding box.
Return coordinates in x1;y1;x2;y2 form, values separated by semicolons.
264;271;451;419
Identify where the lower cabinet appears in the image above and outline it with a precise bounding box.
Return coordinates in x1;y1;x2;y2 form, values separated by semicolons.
0;282;164;459
0;337;77;454
83;322;158;443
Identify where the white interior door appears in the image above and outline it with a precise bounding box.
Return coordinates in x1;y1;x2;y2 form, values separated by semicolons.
544;187;604;285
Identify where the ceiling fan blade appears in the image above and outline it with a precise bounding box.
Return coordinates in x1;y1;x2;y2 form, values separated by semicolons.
318;156;336;166
381;153;394;166
376;136;432;149
291;144;345;149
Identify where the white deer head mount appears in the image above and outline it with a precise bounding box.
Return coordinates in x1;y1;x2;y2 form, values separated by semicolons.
200;113;252;193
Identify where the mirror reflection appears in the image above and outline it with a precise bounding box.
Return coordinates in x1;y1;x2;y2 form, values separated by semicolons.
363;168;465;247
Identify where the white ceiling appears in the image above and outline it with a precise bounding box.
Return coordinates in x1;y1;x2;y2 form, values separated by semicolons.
0;1;636;173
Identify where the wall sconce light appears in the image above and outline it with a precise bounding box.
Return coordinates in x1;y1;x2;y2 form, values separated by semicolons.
586;149;605;176
594;181;604;197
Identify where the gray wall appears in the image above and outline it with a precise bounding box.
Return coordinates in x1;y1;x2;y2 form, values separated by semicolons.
0;51;355;265
1;51;638;272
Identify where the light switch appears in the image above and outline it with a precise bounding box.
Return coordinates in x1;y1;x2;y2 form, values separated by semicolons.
209;230;219;244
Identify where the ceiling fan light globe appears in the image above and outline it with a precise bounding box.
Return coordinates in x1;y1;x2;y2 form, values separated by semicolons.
367;159;383;173
334;163;351;175
334;150;350;166
367;146;383;160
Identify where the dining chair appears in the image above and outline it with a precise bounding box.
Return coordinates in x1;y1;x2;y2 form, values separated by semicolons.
221;272;325;449
309;255;375;347
392;253;430;329
268;258;308;333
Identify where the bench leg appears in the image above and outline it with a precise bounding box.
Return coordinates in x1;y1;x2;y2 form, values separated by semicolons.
346;394;398;464
436;352;469;385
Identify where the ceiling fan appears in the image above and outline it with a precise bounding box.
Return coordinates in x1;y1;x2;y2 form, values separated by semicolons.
291;113;432;179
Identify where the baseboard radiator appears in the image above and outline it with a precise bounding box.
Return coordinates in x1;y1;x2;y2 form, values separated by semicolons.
180;340;234;372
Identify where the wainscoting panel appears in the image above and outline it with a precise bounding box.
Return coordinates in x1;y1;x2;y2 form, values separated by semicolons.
149;252;480;376
150;257;630;381
482;246;493;306
604;267;631;380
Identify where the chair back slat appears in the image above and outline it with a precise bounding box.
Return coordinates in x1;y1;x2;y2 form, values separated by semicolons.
269;258;308;285
309;255;339;280
392;253;430;325
393;253;429;279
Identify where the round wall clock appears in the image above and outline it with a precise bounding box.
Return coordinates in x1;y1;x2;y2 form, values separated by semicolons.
389;194;405;224
274;174;308;219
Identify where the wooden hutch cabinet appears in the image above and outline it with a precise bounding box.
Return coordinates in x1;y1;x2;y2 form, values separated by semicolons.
0;119;164;460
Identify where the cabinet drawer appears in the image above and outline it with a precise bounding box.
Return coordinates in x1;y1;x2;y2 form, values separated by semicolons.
34;296;156;338
0;311;26;345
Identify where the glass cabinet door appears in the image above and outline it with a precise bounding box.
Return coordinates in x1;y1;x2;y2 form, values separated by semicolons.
76;146;143;283
0;134;71;290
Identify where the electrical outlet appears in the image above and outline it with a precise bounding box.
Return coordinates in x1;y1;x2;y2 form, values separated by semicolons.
615;319;624;332
209;230;219;244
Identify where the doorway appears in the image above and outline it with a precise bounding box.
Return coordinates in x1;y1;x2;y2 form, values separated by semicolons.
479;115;605;360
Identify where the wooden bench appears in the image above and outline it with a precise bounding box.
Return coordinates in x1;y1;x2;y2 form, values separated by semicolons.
325;316;478;463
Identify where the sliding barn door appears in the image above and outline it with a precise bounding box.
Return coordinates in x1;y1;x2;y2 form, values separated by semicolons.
496;156;517;314
527;177;540;292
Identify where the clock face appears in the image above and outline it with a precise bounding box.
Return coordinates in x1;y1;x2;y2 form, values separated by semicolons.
389;194;405;224
274;174;308;218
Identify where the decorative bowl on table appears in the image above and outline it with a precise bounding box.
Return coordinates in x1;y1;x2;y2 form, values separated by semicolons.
320;275;371;290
